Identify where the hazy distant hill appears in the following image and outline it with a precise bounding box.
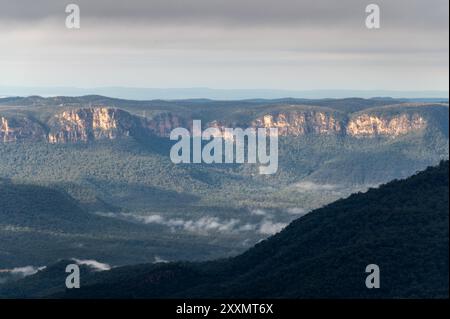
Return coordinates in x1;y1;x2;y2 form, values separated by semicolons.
0;87;448;100
3;161;447;298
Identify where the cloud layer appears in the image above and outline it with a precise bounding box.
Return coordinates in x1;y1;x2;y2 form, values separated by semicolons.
0;0;447;92
1;0;447;29
133;213;288;236
98;211;288;236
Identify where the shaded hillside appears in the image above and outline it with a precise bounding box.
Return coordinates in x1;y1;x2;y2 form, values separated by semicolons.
3;161;447;298
0;180;99;230
0;182;239;268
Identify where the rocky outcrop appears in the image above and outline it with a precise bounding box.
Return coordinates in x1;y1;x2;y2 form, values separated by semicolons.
47;108;137;143
0;106;434;144
0;116;46;142
249;110;427;138
251;111;343;136
46;108;191;143
346;113;427;137
0;117;12;142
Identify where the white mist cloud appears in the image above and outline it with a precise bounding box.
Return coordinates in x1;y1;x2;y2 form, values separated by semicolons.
99;211;288;236
250;209;269;216
258;220;287;235
10;265;46;276
132;214;241;235
184;217;241;233
294;181;338;192
286;207;308;216
153;256;169;264
239;223;257;232
138;214;164;223
72;259;111;271
0;265;46;282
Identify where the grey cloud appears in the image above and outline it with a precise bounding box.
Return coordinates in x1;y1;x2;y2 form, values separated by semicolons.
0;1;447;91
0;0;447;30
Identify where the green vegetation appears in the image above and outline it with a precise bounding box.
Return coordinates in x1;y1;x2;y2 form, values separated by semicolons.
2;161;447;298
0;180;244;268
0;96;448;273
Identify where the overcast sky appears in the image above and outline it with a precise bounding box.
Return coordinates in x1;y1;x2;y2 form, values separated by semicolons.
0;0;448;92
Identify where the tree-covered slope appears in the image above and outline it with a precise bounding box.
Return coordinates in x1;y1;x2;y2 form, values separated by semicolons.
0;180;98;230
4;161;447;298
0;97;448;292
0;181;240;269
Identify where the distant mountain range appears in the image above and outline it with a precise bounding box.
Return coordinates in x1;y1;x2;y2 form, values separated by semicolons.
1;161;447;298
0;87;448;100
1;95;448;144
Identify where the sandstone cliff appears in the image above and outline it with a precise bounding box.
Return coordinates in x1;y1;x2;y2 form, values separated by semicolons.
1;116;46;143
0;104;440;144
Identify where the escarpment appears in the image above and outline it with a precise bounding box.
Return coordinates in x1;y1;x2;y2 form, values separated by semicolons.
0;102;444;144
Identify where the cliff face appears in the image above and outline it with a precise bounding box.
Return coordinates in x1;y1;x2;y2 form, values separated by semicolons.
0;117;12;142
47;108;137;143
0;106;434;144
146;112;191;138
206;110;427;138
250;110;426;138
1;116;46;143
346;113;427;137
251;111;343;136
